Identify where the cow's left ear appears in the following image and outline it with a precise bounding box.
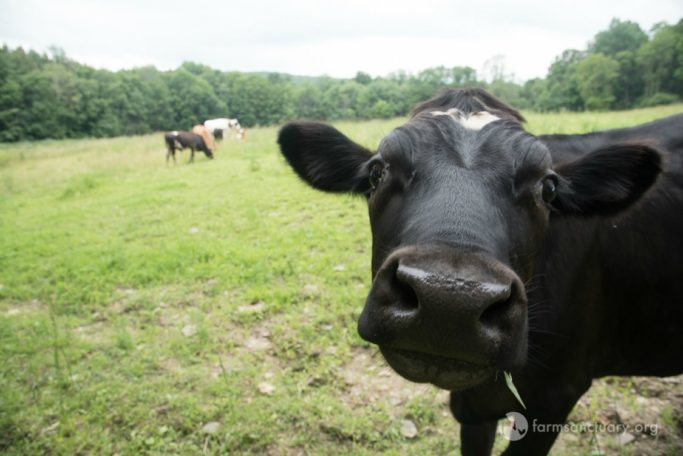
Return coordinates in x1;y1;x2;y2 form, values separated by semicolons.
551;143;662;216
278;122;374;193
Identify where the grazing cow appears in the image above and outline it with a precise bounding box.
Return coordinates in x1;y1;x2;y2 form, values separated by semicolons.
277;88;683;455
192;124;216;151
164;131;213;164
205;118;242;140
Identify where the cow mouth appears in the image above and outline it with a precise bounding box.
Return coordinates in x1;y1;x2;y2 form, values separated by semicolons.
379;346;493;391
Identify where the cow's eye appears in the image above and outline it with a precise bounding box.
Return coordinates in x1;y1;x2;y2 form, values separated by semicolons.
369;163;386;191
541;175;558;204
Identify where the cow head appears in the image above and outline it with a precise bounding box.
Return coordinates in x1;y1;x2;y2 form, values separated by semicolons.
277;88;661;391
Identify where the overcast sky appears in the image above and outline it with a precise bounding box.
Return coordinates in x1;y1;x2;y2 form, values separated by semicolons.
1;0;681;82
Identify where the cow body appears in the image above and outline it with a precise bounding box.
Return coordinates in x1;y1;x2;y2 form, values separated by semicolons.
453;117;683;453
192;124;216;151
164;131;213;164
277;88;683;455
204;118;242;140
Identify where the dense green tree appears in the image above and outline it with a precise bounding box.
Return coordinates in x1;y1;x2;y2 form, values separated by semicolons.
590;19;648;56
486;79;524;109
18;69;66;139
538;49;585;111
219;72;291;127
575;53;620;110
370;100;393;118
612;50;644;108
518;78;547;111
637;20;683;99
366;80;409;117
408;65;479;102
323;81;365;119
0;78;23;141
292;83;330;120
354;71;372;85
165;70;226;129
2;16;683;142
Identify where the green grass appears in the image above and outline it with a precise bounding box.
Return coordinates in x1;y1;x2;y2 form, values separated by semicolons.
1;105;682;455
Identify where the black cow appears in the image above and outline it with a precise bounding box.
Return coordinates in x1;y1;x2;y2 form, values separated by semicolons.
164;131;214;164
277;88;683;455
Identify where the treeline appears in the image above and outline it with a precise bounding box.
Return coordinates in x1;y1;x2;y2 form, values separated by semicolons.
521;18;683;111
0;18;681;142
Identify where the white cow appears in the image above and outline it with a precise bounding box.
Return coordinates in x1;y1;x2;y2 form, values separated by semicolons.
204;118;243;140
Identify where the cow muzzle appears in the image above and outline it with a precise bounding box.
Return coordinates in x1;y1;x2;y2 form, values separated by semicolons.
358;246;528;391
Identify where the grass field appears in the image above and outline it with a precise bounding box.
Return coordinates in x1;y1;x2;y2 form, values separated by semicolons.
1;104;683;455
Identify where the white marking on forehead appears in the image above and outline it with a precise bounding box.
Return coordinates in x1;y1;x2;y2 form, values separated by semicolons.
431;108;501;131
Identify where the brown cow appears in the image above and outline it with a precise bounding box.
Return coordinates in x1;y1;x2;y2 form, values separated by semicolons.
192;125;215;151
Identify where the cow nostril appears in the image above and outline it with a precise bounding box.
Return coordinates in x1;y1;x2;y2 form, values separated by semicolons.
392;268;420;312
395;278;419;311
479;283;515;329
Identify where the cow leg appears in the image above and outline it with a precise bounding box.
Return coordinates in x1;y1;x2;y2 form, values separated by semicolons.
450;393;497;456
169;147;177;165
460;421;497;456
189;148;195;163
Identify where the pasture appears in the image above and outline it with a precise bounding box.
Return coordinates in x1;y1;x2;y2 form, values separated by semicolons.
1;105;683;455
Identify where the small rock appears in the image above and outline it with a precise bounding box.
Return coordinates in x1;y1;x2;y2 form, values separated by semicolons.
307;376;325;387
562;432;580;444
238;301;265;313
635;396;648;406
258;381;275;395
333;264;346;272
616;432;635;446
390;397;403;406
302;284;318;294
181;324;197;337
244;337;272;351
401;419;418;439
202;421;221;435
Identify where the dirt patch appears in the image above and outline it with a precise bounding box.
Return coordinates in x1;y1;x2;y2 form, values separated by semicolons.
556;375;683;454
159;357;183;373
73;321;110;344
339;346;446;414
338;347;682;452
4;299;44;316
210;320;282;380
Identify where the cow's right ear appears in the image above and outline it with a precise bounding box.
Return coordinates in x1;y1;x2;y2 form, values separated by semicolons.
551;143;662;216
278;122;374;193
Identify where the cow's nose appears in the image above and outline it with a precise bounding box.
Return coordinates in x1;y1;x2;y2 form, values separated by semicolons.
358;248;526;366
396;262;514;326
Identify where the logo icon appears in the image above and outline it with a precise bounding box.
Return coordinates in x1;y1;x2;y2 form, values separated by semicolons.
499;412;528;441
